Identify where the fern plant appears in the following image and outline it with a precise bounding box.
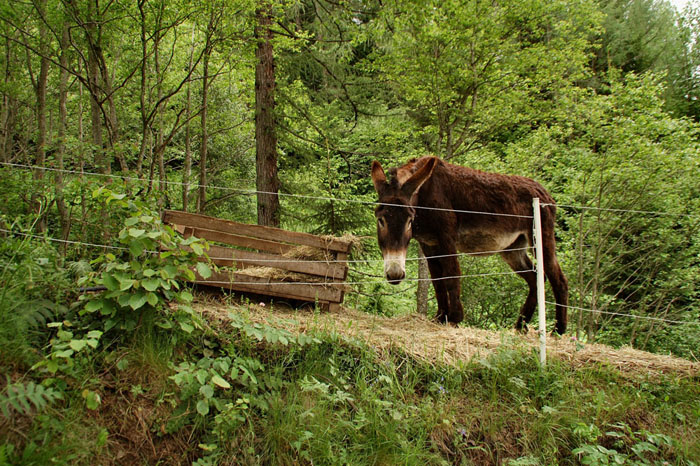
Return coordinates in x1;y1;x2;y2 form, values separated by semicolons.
0;377;63;418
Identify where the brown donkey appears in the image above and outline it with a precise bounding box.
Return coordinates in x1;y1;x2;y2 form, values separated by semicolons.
371;156;568;334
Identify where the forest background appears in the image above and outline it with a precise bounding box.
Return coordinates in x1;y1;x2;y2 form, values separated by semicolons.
2;0;700;463
3;0;698;354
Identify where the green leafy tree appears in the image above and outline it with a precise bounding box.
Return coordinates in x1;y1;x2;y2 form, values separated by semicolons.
507;72;700;353
377;0;601;160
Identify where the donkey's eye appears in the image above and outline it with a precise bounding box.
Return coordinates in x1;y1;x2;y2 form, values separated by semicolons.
377;217;386;228
406;218;413;230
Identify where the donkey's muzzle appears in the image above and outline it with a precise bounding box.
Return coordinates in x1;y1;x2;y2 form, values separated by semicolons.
383;250;406;285
385;269;405;285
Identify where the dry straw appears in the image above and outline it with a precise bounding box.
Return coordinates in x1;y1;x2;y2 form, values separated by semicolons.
197;301;699;377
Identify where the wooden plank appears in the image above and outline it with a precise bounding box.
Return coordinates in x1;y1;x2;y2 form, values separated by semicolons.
184;227;295;255
201;244;347;280
196;270;343;303
164;210;352;253
334;251;349;308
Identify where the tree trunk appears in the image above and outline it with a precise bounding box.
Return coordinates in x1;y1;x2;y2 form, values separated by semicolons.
255;1;280;227
0;37;15;163
86;1;104;173
33;0;50;232
56;22;71;254
182;26;196;212
196;16;213;213
136;0;149;176
154;10;166;207
416;245;430;315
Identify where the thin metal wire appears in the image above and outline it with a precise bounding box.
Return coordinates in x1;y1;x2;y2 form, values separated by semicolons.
202;269;536;287
6;230;694;326
545;301;698;326
1;228;533;264
1;162;533;218
542;202;699;219
0;228;131;251
207;246;534;265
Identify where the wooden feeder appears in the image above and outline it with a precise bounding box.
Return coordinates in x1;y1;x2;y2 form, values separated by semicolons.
163;210;352;311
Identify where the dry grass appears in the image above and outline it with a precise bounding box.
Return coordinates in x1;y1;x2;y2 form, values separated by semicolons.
195;299;700;377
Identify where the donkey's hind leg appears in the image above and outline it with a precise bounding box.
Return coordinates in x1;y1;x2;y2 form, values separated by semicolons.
501;237;537;333
542;232;568;335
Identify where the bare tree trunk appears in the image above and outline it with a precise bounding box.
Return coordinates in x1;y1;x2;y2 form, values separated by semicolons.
154;8;166;207
56;23;71;254
136;0;149;176
197;12;214;213
255;1;280;227
86;1;104;173
0;37;14;163
32;0;50;232
182;26;196;212
416;246;430;315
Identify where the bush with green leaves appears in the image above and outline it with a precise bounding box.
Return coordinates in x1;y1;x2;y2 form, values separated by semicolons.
81;187;211;331
34;187;212;375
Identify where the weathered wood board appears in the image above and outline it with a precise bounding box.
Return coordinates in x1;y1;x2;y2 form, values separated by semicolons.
163;210;351;310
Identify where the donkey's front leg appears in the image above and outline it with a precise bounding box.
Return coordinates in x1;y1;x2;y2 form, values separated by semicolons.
423;245;464;324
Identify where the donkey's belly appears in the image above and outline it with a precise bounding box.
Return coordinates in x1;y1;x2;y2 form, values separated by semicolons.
456;229;524;256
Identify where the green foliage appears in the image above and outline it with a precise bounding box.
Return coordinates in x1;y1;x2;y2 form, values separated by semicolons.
0;377;63;418
30;187;211;377
168;313;319;464
506;72;700;354
78;187;210;336
0;234;71;366
573;422;677;465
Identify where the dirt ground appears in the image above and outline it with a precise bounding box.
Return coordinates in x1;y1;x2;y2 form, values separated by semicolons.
194;297;699;377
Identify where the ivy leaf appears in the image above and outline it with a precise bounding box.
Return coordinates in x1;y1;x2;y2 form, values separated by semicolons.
129;241;145;256
211;375;231;389
54;349;74;358
141;278;160;292
128;228;146;238
102;273;120;291
69;339;87;351
196;399;209;416
118;277;135;292
146;292;159;307
191;242;204;255
129;292;148;310
196;262;212;279
84;299;104;314
199;385;214;399
179;322;194;333
83;390;101;410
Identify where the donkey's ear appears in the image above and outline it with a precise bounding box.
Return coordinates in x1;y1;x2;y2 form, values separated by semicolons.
371;161;388;194
401;157;437;197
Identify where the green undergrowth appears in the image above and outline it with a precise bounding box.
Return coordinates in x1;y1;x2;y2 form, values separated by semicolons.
1;303;698;465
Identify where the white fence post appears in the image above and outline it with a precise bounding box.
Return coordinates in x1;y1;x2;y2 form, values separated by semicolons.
532;198;547;366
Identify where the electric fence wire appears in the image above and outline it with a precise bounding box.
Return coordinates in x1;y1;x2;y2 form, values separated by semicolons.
0;228;532;264
6;162;700;219
544;301;698;326
0;162;532;218
4;163;699;326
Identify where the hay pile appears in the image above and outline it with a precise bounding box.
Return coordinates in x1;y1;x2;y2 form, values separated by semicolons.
223;234;362;283
196;301;699;377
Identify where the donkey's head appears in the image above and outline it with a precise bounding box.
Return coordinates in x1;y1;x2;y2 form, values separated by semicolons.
371;157;438;284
